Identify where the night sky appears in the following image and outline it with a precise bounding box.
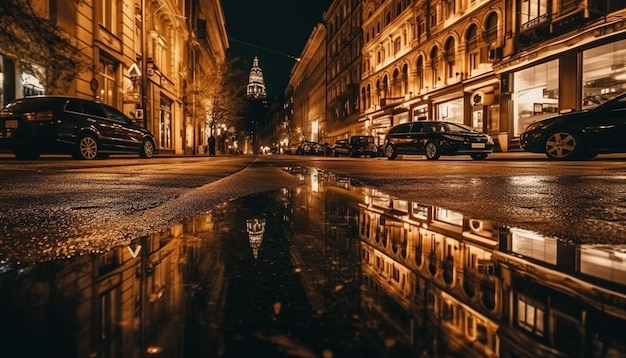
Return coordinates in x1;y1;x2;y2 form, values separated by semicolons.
222;1;331;98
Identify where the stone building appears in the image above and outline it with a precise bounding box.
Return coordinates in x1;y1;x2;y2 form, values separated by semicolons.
0;0;228;155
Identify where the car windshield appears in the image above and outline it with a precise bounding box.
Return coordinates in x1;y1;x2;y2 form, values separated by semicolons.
426;122;475;133
584;92;626;110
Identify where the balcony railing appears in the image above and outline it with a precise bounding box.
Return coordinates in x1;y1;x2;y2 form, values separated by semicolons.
520;13;550;31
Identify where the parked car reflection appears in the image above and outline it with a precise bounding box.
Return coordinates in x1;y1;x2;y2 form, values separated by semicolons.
1;169;624;357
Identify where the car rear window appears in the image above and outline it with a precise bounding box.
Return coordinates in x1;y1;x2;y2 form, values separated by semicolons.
1;97;61;113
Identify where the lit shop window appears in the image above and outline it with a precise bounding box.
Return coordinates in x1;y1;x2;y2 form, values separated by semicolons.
21;71;44;97
512;59;559;137
517;294;544;336
436;98;464;123
579;245;626;285
159;98;172;149
582;40;626;109
509;227;557;265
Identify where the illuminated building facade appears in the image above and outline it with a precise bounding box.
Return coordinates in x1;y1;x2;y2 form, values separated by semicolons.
0;0;228;155
283;0;626;152
287;24;327;144
496;1;626;150
246;56;267;98
324;0;364;144
360;0;503;148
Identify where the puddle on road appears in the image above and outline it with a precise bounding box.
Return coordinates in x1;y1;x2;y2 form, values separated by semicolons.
1;167;625;357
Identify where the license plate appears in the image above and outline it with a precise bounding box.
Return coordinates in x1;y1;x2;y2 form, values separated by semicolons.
471;143;486;149
4;120;17;128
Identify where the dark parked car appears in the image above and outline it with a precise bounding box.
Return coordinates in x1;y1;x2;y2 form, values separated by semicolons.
333;135;378;158
0;96;156;160
383;120;494;160
520;92;626;160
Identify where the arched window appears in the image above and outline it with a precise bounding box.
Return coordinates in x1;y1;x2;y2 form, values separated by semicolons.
376;79;382;105
485;12;498;46
361;87;367;111
392;68;401;97
382;75;389;99
444;37;455;79
466;24;479;75
417;56;424;92
430;46;439;88
402;64;409;94
366;84;372;109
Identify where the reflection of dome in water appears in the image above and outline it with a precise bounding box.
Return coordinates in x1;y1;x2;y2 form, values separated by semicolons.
246;218;266;259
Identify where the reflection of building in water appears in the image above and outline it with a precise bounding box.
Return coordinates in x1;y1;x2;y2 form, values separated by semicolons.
0;211;224;357
357;188;500;357
495;229;626;357
322;176;626;357
246;218;266;259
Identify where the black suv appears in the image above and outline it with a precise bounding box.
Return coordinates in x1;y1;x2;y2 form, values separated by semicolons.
333;136;378;158
383;120;493;160
0;96;156;160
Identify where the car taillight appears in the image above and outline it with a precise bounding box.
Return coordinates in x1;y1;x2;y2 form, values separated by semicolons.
24;111;54;122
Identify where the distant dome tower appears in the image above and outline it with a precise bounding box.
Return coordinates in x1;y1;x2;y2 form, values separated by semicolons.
246;56;267;98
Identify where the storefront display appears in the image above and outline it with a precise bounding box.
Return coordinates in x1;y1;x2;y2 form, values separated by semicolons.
582;39;626;108
435;98;463;124
512;60;559;136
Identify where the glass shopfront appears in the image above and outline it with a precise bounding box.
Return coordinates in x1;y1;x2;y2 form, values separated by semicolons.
413;105;428;121
582;39;626;108
435;98;463;124
512;60;559;137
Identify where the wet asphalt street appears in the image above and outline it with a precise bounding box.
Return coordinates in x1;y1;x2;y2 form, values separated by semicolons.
1;152;625;264
1;156;625;357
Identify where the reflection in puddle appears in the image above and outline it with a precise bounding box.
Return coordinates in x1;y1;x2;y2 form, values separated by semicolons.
1;167;625;357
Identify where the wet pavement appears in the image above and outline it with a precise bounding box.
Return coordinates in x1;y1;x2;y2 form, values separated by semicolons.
1;166;625;357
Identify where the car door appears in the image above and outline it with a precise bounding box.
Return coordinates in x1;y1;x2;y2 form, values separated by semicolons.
387;123;412;154
408;122;428;154
102;104;144;150
75;99;118;149
585;95;626;150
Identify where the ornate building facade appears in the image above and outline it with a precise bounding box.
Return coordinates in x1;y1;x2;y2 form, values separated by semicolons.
281;0;626;153
287;25;327;144
360;0;504;148
0;0;228;155
324;0;364;143
246;56;267;98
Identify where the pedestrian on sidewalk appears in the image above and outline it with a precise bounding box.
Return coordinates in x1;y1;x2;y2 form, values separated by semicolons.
208;135;216;156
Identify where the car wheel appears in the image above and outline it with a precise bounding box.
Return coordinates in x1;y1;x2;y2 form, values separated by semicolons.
544;130;582;160
385;145;397;160
76;135;99;160
471;153;488;160
140;139;155;158
425;141;441;160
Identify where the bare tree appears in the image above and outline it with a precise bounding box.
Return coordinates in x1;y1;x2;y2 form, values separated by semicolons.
189;56;247;136
0;0;90;94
